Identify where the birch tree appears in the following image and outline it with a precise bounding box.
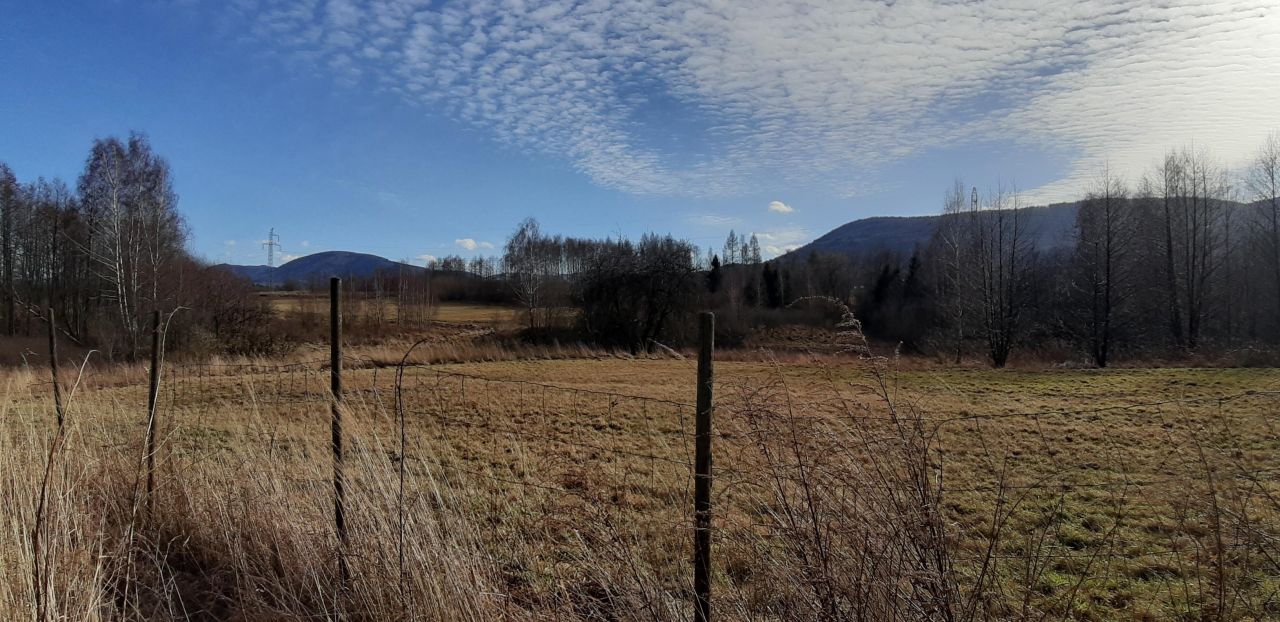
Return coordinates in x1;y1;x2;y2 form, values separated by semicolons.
503;217;551;330
77;134;185;358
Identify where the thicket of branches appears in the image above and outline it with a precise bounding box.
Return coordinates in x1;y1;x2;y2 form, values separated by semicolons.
0;133;271;360
500;218;700;351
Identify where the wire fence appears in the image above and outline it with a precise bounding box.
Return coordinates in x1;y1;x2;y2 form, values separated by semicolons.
57;353;1280;619
152;355;704;615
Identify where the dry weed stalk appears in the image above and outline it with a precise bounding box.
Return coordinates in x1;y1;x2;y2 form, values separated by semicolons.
716;303;959;620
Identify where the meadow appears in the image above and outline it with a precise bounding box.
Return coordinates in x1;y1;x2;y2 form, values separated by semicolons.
263;292;525;330
2;310;1279;620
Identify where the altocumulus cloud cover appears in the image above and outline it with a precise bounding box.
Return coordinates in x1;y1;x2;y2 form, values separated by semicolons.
203;0;1280;203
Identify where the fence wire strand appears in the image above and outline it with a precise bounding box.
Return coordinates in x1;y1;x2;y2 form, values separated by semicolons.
71;356;1280;618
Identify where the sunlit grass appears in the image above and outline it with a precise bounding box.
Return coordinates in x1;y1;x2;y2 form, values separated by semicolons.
3;358;1279;620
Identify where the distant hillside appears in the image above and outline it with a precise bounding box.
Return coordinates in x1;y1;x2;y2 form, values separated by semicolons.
786;198;1270;261
221;264;277;284
216;251;422;286
785;202;1080;260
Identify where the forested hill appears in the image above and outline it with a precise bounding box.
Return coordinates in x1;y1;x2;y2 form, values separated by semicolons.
216;251;421;286
784;202;1080;260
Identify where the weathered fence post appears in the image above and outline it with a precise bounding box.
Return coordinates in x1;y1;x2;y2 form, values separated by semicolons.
47;307;63;425
331;277;350;591
34;307;65;622
145;309;161;516
694;311;714;622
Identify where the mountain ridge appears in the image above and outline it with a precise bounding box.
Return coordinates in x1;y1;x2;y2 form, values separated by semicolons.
215;250;422;286
781;201;1081;261
218;199;1263;284
782;198;1265;261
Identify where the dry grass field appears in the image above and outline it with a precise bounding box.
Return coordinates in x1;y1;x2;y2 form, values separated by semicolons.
263;293;524;330
3;348;1280;620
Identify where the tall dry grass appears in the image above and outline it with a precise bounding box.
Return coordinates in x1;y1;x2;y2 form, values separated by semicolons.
4;338;960;620
4;331;1280;620
2;362;510;621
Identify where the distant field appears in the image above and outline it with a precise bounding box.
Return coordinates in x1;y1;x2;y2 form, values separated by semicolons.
432;303;524;326
260;292;523;328
5;357;1278;620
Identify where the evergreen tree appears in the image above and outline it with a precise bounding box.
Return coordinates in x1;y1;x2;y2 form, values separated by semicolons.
762;262;783;307
707;255;723;293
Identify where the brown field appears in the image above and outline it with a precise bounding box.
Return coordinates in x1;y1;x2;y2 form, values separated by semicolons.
262;293;524;330
3;350;1280;620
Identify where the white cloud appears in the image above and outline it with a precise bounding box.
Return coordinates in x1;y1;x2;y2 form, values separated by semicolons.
224;240;236;246
688;213;742;227
454;238;495;251
299;240;310;248
416;253;437;264
753;227;810;257
767;201;794;214
211;0;1280;202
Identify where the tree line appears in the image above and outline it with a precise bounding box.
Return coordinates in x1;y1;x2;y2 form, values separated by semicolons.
7;131;1277;365
768;137;1280;367
895;137;1280;367
0;133;270;360
499;218;700;349
491;135;1280;365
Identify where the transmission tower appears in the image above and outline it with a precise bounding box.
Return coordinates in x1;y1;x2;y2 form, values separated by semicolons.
263;228;281;267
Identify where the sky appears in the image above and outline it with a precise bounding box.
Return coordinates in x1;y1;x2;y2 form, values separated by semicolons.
1;0;1278;265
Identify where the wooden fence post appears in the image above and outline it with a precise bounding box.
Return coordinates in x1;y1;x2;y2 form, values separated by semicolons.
694;311;714;622
47;307;63;425
34;307;66;622
331;277;350;590
145;309;161;516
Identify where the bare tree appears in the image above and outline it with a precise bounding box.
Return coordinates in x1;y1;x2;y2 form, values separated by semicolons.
972;184;1033;368
723;230;739;265
0;163;15;336
1071;165;1134;367
931;180;971;363
503;218;552;331
2;139;277;359
1152;146;1228;350
77;134;186;358
1247;132;1280;339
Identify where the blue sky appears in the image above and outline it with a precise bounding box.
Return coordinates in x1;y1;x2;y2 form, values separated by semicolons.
2;1;1277;265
